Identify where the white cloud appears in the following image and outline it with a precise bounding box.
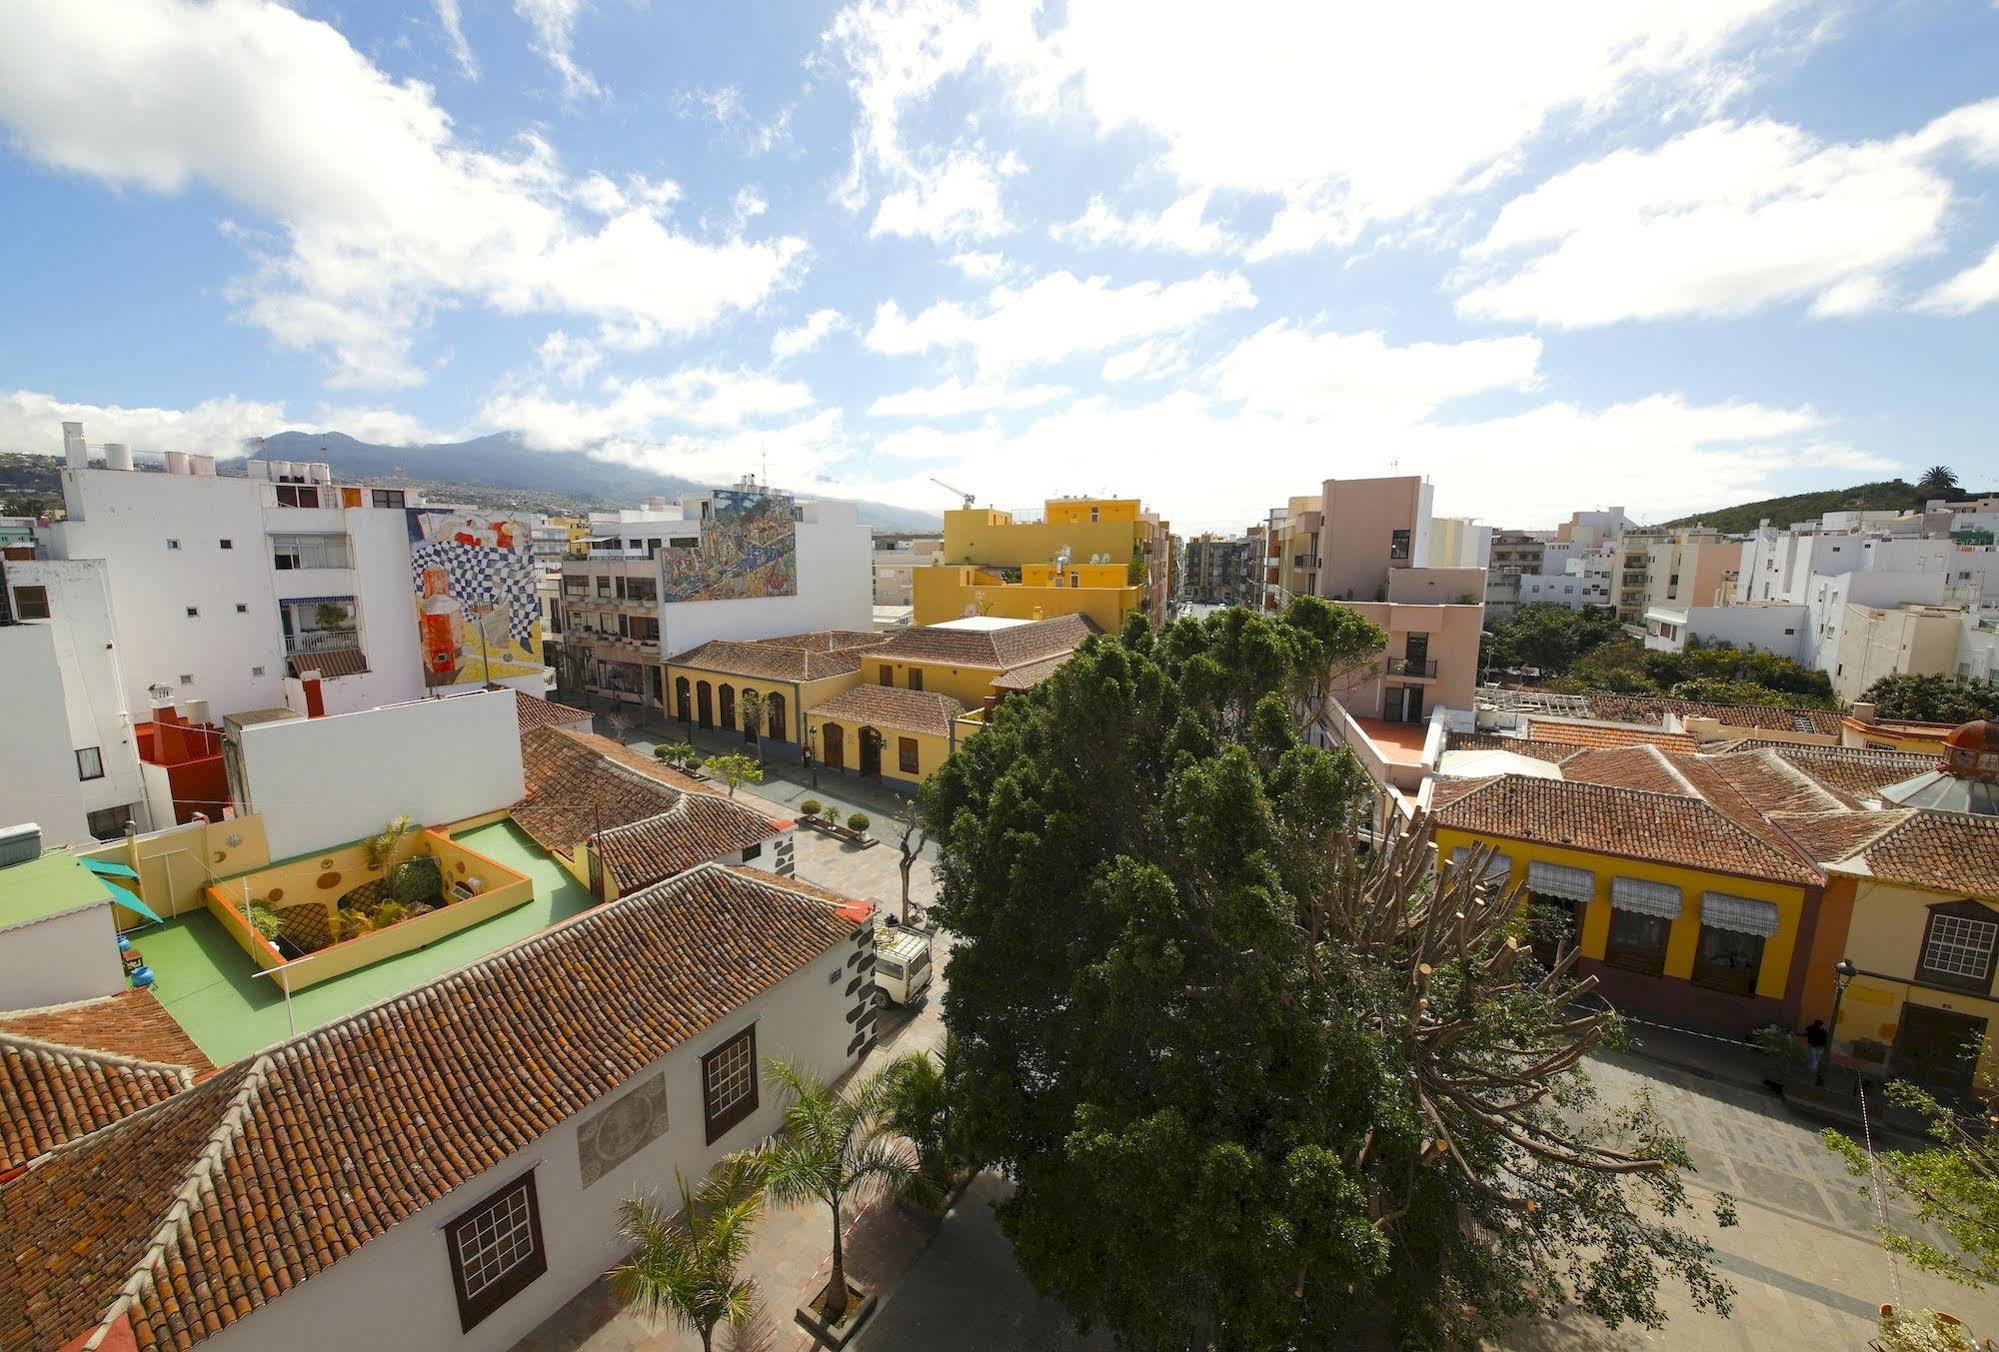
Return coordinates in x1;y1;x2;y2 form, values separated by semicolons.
1459;100;1999;326
947;250;1006;279
1914;243;1999;316
432;0;477;78
1100;338;1189;383
871;146;1021;242
311;405;455;445
514;0;599;100
536;330;602;386
0;389;285;458
579;409;859;494
1211;322;1543;422
868;377;1069;417
678;85;794;155
865;269;1255;375
0;0;804;387
771;309;850;362
825;0;1802;246
482;367;815;448
732;186;769;231
1053;190;1235;253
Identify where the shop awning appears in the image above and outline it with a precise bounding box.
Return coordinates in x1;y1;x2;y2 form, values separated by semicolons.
1527;861;1596;903
1611;876;1683;920
97;879;162;925
81;858;139;879
1450;846;1513;883
1701;892;1780;938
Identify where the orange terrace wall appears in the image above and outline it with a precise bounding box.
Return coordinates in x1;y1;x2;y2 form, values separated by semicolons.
202;826;533;992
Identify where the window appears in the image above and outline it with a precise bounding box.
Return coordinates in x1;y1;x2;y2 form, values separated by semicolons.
702;1025;759;1143
908;668;923;692
899;737;920;774
75;747;104;781
1389;529;1411;561
218;538;233;550
166;539;180;550
178;673;194;686
1605;908;1671;975
671;536;698;549
12;585;49;620
86;805;133;839
371;489;406;509
251;665;266;677
879;666;894;686
273;483;320;508
741;842;763;862
444;1172;546;1333
270;533;350;570
280;597;359;656
1692;926;1765;996
1919;904;1999;993
185;606;199;618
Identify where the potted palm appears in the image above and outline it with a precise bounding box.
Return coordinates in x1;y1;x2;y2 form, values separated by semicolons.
753;1058;919;1346
608;1155;770;1352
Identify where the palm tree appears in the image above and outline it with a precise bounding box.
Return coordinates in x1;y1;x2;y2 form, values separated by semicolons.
1919;465;1960;495
608;1154;768;1352
752;1058;920;1324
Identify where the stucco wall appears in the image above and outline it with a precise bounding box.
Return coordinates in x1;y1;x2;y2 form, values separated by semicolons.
0;902;125;1009
198;924;869;1352
656;502;871;656
0;622;91;845
237;688;525;860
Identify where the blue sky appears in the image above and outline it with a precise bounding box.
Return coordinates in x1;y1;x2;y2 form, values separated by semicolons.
0;0;1995;533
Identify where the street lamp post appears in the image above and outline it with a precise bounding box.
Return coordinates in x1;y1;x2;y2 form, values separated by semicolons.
1822;957;1858;1088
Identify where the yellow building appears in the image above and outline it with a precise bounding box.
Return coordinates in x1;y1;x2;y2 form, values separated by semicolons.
920;496;1171;628
662;630;889;748
1429;750;1826;1036
804;613;1097;786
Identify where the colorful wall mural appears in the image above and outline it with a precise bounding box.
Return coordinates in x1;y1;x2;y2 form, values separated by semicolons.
407;509;543;687
659;489;798;603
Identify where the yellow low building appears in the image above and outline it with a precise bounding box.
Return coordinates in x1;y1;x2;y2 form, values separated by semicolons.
662;630;888;750
912;564;1140;630
923;495;1171;628
1430;756;1825;1036
805;613;1097;786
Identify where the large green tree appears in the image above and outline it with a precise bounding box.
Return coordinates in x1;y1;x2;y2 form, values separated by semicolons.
928;599;1733;1348
1861;672;1999;724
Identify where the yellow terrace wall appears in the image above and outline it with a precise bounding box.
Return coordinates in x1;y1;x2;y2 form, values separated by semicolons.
79;814;273;924
941;510;1145;571
862;653;998;707
1432;826;1806;1001
1046;497;1141;525
912;566;1136;628
1836;876;1999;1084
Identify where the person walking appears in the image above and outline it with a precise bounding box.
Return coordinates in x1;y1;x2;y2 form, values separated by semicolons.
1805;1018;1829;1083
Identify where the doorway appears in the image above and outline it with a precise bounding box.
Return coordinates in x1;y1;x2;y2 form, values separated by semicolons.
697;681;713;728
859;727;882;779
719;684;736;734
1893;1003;1986;1100
1385;685;1424;724
823;722;845;770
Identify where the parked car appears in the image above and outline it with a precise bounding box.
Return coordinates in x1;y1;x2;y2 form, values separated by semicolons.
874;923;933;1005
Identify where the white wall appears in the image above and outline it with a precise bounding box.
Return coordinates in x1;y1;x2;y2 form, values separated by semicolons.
0;901;125;1010
1664;605;1809;660
199;924;866;1352
238;688;524;859
3;560;149;829
657;500;872;655
0;623;92;845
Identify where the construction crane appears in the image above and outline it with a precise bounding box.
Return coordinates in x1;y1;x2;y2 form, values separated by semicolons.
929;476;977;509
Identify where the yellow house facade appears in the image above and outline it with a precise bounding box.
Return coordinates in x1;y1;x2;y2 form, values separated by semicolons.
661;631;888;752
923;496;1170;628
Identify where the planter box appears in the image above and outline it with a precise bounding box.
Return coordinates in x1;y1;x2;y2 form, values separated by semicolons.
794;1279;876;1349
798;818;878;848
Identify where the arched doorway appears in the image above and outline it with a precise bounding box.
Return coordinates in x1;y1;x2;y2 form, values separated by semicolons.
767;692;787;741
858;726;883;779
718;684;736;734
696;681;713;728
822;721;845;770
675;676;691;723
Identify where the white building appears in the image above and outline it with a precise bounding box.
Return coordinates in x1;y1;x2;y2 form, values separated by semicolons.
0;623;94;845
1425;517;1493;570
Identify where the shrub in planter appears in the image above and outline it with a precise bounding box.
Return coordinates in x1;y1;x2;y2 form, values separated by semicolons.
847;812;870;833
391;855;442;906
801;799;823;818
247;901;284;942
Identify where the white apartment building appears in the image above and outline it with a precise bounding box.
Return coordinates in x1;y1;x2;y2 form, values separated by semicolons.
872;534;943;605
1424;517;1493;570
0;621;94;845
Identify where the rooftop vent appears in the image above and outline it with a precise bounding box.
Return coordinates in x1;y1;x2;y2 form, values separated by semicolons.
0;822;42;869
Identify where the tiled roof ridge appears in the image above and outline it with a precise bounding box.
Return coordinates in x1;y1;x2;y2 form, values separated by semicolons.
1768;808;1914;863
0;1029;198;1084
1744;746;1849;812
1645;745;1699;797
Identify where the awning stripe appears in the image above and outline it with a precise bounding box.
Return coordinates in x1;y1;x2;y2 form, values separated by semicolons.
81;858;139;879
98;879;163;925
1527;861;1596;903
1611;876;1683;920
1701;891;1780;938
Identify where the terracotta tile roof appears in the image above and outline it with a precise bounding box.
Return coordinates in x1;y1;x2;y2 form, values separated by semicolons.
0;992;212;1170
1582;694;1843;736
808;684;966;738
513;690;593;734
876;613;1098;671
285;647;368;679
0;863;865;1352
991;652;1074;691
1769;809;1915;866
514;726;778;878
1428;775;1500;812
1430;774;1822;884
1772;745;1938;800
1523;718;1699;753
1443;732;1578;765
666;631;890;682
1818;810;1999;896
1558;745;1695;796
1693;749;1851;816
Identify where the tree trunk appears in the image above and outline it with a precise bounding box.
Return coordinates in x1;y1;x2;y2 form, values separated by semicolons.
899;858;912;925
699;1327;714;1352
825;1198;848;1319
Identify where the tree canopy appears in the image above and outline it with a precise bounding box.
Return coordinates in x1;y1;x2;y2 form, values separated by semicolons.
1860;672;1999;724
1481;612;1839;708
926;598;1732;1348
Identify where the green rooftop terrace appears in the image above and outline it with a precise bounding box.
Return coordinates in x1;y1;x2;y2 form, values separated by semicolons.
139;821;592;1064
0;848;111;930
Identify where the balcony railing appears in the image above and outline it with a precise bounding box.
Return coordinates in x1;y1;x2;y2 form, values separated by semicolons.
1387;657;1439;677
283;630;360;657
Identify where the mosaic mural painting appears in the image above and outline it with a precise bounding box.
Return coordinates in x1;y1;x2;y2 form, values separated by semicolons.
407;508;543;687
659;489;798;603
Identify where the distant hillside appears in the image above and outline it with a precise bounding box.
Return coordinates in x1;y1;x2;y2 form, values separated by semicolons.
256;431;941;531
1656;479;1994;534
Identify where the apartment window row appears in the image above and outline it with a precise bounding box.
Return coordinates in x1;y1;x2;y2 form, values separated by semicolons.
272;533;351;570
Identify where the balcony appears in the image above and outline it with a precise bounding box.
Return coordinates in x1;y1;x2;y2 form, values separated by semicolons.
1387;657;1439;678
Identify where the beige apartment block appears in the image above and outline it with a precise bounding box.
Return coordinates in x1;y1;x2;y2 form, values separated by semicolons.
1617;529;1742;624
1833;602;1966;703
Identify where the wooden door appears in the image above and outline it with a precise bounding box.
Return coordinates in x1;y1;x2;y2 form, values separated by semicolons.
859;728;882;778
1893;1004;1985;1100
823;722;844;769
697;681;713;728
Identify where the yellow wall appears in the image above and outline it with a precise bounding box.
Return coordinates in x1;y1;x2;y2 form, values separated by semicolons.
1046;497;1140;525
661;664;860;741
912;566;1136;628
862;652;999;707
1021;562;1128;588
80;815;273;923
802;713;956;786
941;508;1149;570
1835;876;1999;1083
1432;826;1806;1000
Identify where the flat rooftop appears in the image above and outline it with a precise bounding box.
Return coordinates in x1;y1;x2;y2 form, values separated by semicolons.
930;616;1033;631
1351;718;1429;766
138;820;591;1064
0;849;110;931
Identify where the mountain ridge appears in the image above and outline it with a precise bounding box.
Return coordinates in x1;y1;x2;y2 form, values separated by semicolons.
1654;479;1994;535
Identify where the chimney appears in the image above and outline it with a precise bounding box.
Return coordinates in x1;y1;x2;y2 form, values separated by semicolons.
164;451;191;476
1852;702;1877;726
104;443;133;472
61;421;87;470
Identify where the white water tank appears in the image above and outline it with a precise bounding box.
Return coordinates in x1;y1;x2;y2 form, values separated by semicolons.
62;421;87;469
164;451;191;475
309;462;332;484
276;460;297;480
104;443;133;471
185;697;213;725
243;459;271;480
190;454;217;477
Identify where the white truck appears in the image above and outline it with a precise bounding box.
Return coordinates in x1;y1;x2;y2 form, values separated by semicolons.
873;923;934;1005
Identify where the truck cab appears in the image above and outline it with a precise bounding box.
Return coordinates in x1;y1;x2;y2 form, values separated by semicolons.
874;923;934;1005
